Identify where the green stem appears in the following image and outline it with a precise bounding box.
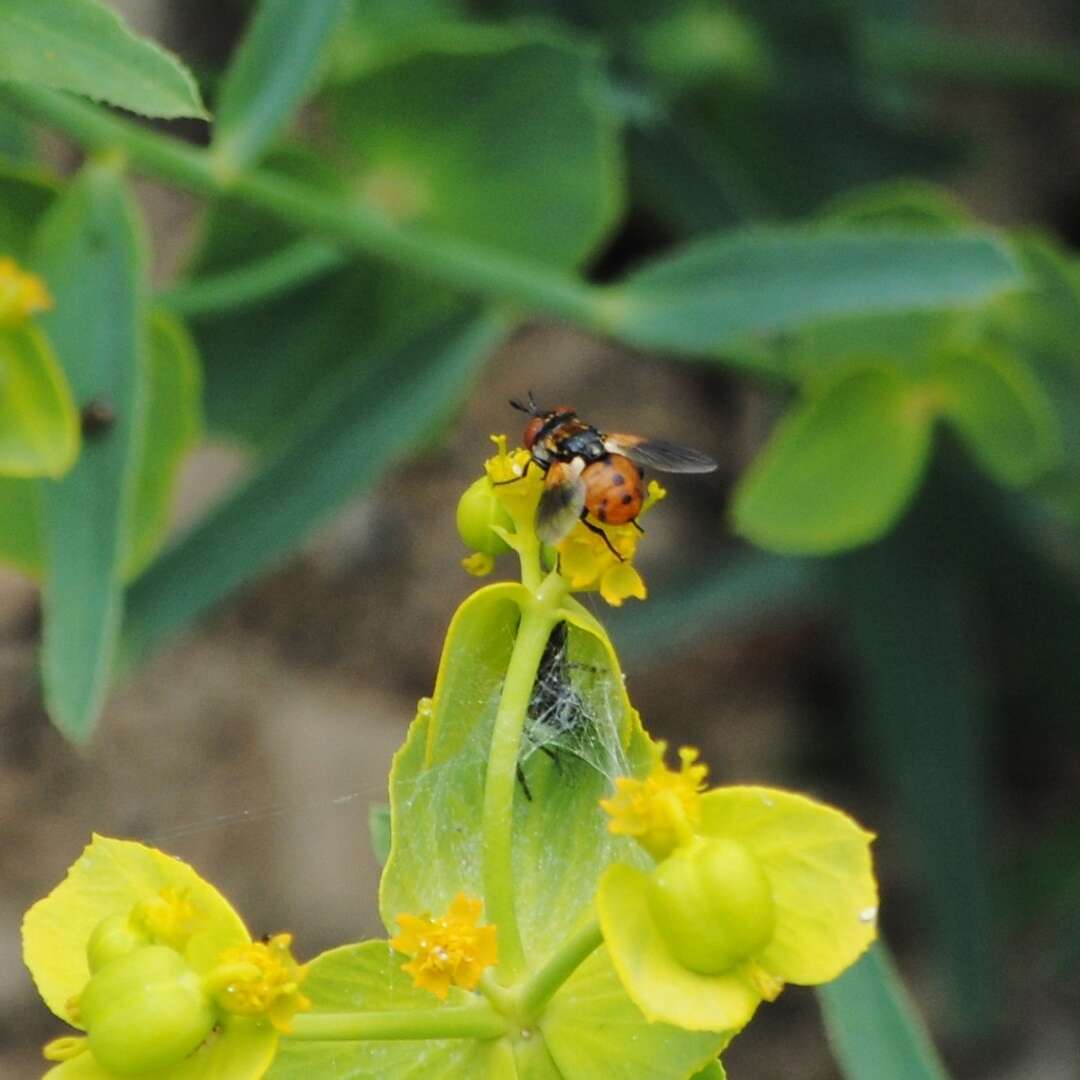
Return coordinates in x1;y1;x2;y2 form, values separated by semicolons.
286;1004;508;1041
1;85;610;329
517;918;603;1023
863;22;1080;96
482;573;567;980
159;238;346;316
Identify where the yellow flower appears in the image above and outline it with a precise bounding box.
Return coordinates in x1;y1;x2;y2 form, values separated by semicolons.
597;750;878;1034
0;255;51;326
210;933;310;1034
390;893;497;1000
470;433;667;605
22;835;299;1078
601;742;708;860
461;551;496;577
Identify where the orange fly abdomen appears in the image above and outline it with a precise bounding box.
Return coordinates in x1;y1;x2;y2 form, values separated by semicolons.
582;456;644;525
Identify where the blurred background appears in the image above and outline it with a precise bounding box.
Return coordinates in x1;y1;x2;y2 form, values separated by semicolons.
2;1;1080;1077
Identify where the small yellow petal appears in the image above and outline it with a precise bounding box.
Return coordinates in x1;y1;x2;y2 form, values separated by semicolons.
599;562;647;607
390;893;497;999
601;742;709;860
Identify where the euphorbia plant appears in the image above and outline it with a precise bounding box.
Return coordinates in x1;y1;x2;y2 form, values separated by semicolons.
23;434;877;1079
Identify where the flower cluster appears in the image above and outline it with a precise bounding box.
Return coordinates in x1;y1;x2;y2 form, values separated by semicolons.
599;743;878;1031
456;434;665;605
390;893;497;1000
23;836;308;1078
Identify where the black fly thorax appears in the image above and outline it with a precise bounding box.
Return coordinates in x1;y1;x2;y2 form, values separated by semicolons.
540;417;607;465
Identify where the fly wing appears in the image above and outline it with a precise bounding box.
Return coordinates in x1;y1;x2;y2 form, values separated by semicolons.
605;434;718;473
536;462;586;544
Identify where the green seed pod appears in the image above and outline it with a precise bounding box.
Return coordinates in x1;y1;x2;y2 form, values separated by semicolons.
80;945;216;1075
86;914;149;973
456;477;513;556
648;837;776;975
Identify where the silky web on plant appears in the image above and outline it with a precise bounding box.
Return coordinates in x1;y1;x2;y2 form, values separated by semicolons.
22;429;878;1080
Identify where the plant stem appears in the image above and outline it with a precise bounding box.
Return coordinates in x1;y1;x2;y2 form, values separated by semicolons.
158;238;346;316
482;574;567;981
0;85;610;330
286;1004;508;1041
516;918;604;1023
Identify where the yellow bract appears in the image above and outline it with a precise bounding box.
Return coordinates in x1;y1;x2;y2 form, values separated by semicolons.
390;893;497;1000
597;751;878;1034
601;742;709;860
21;836;297;1079
0;255;51;326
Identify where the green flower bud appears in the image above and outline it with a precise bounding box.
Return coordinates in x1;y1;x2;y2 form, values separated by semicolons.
456;477;513;556
648;837;776;975
80;945;216;1075
86;914;149;973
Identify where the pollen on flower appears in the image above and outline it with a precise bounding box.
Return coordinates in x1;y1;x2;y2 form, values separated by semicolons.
390;893;497;1000
600;741;709;860
0;256;51;326
211;933;310;1033
130;887;201;951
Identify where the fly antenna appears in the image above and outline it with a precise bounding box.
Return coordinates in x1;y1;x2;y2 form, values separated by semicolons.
510;392;540;415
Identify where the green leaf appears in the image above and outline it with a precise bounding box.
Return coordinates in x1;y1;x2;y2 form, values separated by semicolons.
0;473;40;575
379;584;650;969
31;162;146;742
213;0;350;171
731;366;933;554
0;322;78;476
0;0;207;120
541;948;729;1080
330;25;623;268
125;309;202;578
0;163;59;254
0;311;202;581
819;942;950;1080
831;535;996;1035
606;230;1021;360
121;309;508;668
183;146;457;449
368;803;391;866
934;347;1061;487
267;942;505;1079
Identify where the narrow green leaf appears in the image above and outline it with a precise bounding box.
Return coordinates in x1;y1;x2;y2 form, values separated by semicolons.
606;230;1021;358
330;25;623;268
0;473;40;574
819;942;950;1080
731;366;933;554
0;310;202;582
125;310;202;578
213;0;349;171
0;322;79;476
832;535;997;1034
935;347;1061;487
121;309;509;667
31;162;146;742
0;0;207;119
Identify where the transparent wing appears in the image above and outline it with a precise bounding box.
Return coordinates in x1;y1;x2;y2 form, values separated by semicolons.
536;463;586;544
605;434;717;473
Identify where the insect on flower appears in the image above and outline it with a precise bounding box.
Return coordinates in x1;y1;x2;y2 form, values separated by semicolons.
509;393;718;557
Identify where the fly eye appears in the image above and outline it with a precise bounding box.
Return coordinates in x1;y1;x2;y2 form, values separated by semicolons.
523;417;544;449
